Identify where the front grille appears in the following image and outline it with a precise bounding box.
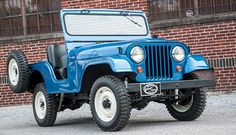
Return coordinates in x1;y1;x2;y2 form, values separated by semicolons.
144;45;173;80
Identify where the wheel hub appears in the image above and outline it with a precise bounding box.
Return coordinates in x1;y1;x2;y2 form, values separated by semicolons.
94;87;117;122
102;98;111;109
35;91;47;119
171;95;194;112
8;59;19;86
40;99;45;109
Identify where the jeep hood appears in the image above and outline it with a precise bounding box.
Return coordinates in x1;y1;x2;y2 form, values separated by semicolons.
74;38;184;60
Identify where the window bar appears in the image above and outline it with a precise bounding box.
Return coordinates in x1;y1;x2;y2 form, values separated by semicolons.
44;0;47;32
49;0;53;32
17;0;21;35
0;18;2;37
213;0;216;14
178;0;181;18
7;0;13;36
21;0;27;35
147;0;152;21
230;0;233;12
14;0;17;35
194;0;199;17
36;0;40;33
165;0;167;20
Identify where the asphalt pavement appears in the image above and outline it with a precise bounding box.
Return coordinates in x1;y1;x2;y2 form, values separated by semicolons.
0;93;236;135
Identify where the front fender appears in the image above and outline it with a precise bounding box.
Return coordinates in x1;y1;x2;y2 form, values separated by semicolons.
84;55;134;72
183;55;209;74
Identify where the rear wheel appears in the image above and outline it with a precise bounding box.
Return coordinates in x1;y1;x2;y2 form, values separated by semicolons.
90;75;131;131
166;74;206;121
33;83;57;127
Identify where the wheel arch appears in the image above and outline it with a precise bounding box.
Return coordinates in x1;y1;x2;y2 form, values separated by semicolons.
80;63;136;94
29;70;45;92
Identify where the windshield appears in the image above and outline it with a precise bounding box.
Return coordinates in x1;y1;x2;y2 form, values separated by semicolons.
64;13;148;36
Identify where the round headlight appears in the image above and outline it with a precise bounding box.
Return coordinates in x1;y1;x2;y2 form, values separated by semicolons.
130;46;144;63
172;46;185;62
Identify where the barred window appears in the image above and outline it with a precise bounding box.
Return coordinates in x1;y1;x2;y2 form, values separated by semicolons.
0;0;61;37
149;0;236;22
0;0;23;37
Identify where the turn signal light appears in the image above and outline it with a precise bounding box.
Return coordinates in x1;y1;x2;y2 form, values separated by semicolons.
137;66;143;73
176;65;182;72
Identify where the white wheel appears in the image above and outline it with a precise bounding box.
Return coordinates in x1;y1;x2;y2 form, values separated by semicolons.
8;59;19;86
94;87;117;122
7;50;30;93
90;75;131;131
33;83;57;127
171;95;193;112
167;83;206;121
35;91;47;119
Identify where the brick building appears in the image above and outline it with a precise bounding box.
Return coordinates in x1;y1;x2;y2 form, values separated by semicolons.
0;0;235;106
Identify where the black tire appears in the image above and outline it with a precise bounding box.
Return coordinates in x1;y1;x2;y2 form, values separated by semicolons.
7;50;30;93
166;74;206;121
90;75;131;131
33;83;57;127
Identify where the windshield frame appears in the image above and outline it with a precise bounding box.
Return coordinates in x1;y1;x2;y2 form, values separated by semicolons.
63;13;149;37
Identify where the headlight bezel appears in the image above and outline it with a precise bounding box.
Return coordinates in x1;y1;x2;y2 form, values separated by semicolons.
172;46;186;62
130;46;145;64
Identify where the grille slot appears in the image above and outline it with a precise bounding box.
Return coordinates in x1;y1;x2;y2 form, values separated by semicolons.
144;45;173;80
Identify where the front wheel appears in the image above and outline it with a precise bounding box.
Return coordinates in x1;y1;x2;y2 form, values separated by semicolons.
166;87;206;121
166;73;207;121
90;75;131;131
33;83;57;127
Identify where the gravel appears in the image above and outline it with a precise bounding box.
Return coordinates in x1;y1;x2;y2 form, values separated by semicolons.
0;92;236;135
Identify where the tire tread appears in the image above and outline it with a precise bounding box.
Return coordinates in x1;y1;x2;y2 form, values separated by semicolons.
7;50;30;93
33;83;57;127
89;75;131;131
166;73;206;121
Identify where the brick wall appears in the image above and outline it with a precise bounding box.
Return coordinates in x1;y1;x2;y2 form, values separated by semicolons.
153;20;236;92
61;0;148;10
0;0;235;107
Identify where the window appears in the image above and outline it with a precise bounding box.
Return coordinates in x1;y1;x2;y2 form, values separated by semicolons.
149;0;236;22
0;0;61;37
64;14;148;36
0;0;23;37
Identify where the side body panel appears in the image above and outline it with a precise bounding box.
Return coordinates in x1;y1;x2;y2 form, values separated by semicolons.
30;55;135;94
30;61;78;93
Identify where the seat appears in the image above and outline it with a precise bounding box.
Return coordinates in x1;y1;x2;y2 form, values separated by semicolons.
47;45;67;79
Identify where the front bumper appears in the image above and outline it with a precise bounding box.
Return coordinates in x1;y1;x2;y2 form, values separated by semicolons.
127;79;216;93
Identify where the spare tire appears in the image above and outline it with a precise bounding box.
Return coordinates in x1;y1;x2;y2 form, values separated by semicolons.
7;50;30;93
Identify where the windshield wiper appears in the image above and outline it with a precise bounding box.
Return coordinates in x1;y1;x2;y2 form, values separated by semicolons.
120;11;142;27
80;9;91;14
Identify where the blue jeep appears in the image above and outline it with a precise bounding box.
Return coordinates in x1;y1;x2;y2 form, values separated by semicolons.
7;9;215;131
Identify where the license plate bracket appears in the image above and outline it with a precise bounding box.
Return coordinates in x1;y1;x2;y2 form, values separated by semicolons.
140;82;161;96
